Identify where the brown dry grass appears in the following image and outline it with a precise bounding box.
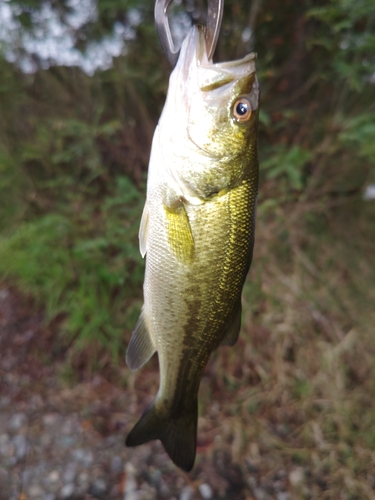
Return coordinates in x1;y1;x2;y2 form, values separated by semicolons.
2;192;374;499
194;195;375;498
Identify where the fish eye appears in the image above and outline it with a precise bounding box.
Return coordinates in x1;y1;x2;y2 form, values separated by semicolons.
233;97;253;123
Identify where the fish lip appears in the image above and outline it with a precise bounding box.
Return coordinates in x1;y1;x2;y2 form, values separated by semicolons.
213;51;257;69
177;25;257;84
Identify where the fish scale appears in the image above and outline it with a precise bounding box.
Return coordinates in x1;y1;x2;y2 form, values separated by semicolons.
126;25;259;471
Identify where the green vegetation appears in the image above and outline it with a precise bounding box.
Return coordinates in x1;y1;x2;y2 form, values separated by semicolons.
0;0;374;496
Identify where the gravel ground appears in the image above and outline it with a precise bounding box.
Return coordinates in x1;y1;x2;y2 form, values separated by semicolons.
0;286;300;500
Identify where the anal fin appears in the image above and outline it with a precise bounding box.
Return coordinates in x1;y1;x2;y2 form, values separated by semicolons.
221;302;242;346
126;309;155;371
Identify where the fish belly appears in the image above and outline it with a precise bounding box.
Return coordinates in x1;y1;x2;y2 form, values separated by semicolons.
145;174;256;406
126;170;257;471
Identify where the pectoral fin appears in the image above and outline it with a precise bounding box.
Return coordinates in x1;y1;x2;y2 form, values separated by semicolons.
126;309;156;371
221;302;242;346
139;200;149;258
164;201;194;264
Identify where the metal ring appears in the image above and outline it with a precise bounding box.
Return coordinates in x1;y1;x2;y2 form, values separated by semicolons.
154;0;224;67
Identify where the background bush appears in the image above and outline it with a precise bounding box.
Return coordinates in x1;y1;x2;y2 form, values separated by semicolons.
0;2;375;493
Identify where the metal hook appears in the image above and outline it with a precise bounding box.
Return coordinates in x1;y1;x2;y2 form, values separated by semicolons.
155;0;224;67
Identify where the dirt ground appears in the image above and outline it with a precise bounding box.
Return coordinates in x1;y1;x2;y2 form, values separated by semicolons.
0;284;299;500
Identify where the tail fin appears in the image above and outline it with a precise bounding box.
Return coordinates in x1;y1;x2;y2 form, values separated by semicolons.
126;400;197;472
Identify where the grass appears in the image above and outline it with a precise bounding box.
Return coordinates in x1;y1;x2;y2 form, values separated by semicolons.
1;143;374;497
0;175;145;359
1;140;374;497
197;193;375;498
1;0;375;495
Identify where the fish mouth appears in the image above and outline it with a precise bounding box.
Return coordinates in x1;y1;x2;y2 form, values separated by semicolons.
176;25;257;92
167;25;258;164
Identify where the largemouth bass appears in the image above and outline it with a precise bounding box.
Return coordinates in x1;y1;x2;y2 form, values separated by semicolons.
126;25;259;472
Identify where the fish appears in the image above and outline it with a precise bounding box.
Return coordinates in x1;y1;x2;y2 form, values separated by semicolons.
125;24;259;472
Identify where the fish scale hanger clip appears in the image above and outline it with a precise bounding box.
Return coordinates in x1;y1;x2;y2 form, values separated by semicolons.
154;0;224;67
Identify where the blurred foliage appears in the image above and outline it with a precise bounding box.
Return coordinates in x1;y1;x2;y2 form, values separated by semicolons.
0;1;375;493
0;0;373;339
0;176;144;357
0;0;373;336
